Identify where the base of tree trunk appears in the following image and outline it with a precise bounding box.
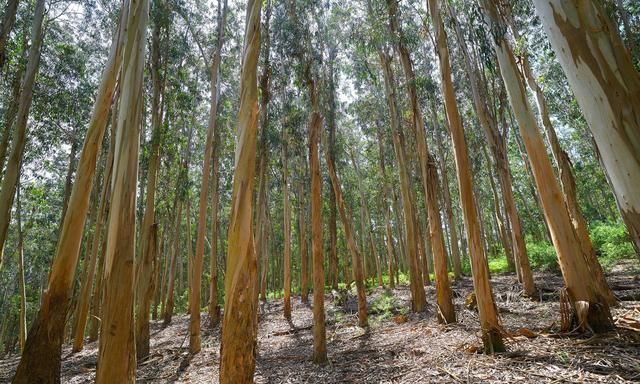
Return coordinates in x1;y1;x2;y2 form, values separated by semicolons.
582;303;615;333
312;352;328;365
284;300;291;321
136;324;150;360
209;307;220;328
12;294;68;384
482;329;506;354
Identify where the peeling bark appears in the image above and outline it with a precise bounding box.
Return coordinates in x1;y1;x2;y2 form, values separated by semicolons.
535;0;640;259
96;0;149;381
483;0;614;332
219;0;262;380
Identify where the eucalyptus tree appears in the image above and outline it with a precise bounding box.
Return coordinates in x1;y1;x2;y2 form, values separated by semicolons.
135;0;169;359
0;63;23;175
72;124;115;353
205;0;229;329
285;0;328;363
322;118;368;327
535;0;640;258
0;0;19;72
219;0;262;380
366;0;426;313
256;0;272;303
12;1;126;382
15;181;25;352
0;0;45;272
503;3;616;300
282;105;293;320
480;0;615;331
385;0;454;318
447;2;535;296
428;0;500;344
95;0;149;380
191;0;228;352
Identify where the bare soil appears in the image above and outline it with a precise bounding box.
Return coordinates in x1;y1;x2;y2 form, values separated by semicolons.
2;260;640;383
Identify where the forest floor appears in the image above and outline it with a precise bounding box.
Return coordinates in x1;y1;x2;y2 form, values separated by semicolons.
2;260;640;383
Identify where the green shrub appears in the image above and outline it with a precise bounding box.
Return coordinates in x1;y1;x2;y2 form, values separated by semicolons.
590;222;636;268
488;257;510;274
369;289;407;321
525;236;559;271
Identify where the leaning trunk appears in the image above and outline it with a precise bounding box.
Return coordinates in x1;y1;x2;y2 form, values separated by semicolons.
72;139;114;352
448;3;536;296
483;0;614;331
535;0;640;258
504;9;612;303
12;2;127;382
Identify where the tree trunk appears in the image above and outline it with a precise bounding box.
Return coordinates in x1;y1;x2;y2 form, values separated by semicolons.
504;8;613;303
0;0;45;272
152;227;165;320
72;139;114;353
16;183;26;352
135;13;164;358
378;49;425;312
12;2;127;381
447;3;536;296
325;138;368;327
89;186;111;343
0;65;23;175
429;0;503;350
377;125;397;288
186;200;193;315
218;0;261;381
327;48;339;291
163;201;182;325
483;0;614;331
256;159;269;302
89;124;118;344
208;127;221;327
391;0;454;320
299;180;309;303
432;110;462;279
58;131;80;232
256;0;272;305
283;125;292;320
96;0;149;381
513;128;553;243
483;146;515;272
0;0;19;71
535;0;640;258
351;150;383;288
309;102;326;364
198;0;227;334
